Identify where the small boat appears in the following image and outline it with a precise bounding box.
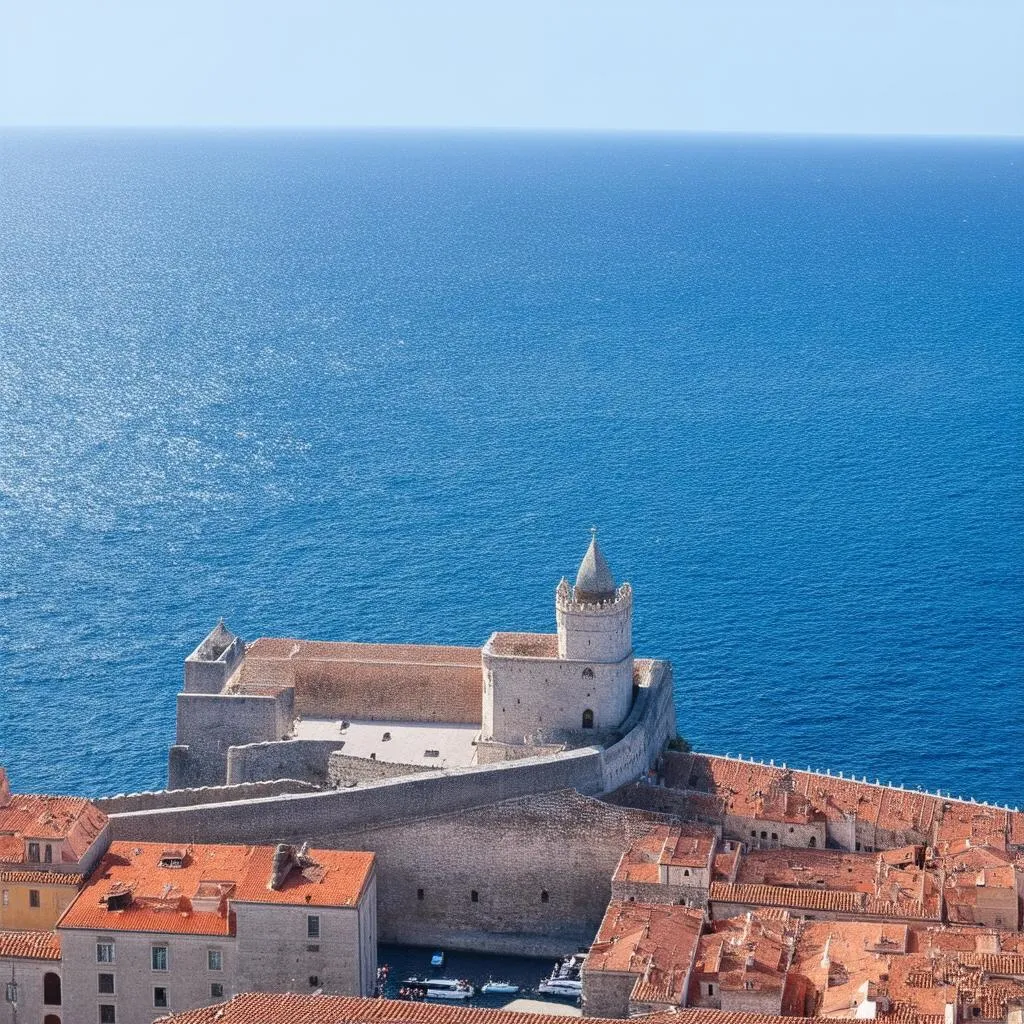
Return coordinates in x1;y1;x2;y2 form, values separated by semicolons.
538;951;586;997
538;978;582;997
430;951;445;967
481;981;520;994
403;978;475;1000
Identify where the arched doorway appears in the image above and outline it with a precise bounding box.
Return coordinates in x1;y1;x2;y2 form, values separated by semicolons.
582;709;594;729
44;1015;62;1024
43;973;61;1006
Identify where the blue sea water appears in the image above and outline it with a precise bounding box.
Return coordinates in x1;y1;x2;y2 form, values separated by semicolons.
0;131;1021;803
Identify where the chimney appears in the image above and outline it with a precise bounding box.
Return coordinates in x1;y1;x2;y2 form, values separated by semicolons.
0;767;10;807
268;844;296;890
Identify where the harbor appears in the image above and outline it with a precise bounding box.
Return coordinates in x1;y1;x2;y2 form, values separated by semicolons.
377;944;585;1012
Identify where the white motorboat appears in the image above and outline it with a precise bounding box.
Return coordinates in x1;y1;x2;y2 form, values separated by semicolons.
538;951;586;997
403;978;475;1000
481;981;521;994
538;977;582;997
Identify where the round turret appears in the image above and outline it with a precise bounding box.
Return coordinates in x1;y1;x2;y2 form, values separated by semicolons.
574;531;616;604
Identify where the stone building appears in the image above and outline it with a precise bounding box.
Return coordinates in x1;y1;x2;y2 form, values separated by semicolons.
0;766;109;930
582;900;705;1018
689;911;802;1016
56;840;376;1024
611;824;720;908
168;533;671;790
0;930;63;1023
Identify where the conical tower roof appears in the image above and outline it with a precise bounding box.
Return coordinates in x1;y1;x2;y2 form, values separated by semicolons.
574;530;616;603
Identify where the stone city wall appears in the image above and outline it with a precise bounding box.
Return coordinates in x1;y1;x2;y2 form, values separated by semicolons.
327;754;434;789
140;657;674;840
110;746;607;845
95;778;319;814
225;738;349;786
171;689;294;788
320;790;670;956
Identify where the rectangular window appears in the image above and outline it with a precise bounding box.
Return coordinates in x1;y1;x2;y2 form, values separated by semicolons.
471;890;479;903
97;942;115;964
208;949;223;971
306;915;320;940
27;842;40;862
211;982;224;999
1;890;7;907
29;889;40;908
154;987;168;1008
99;1006;116;1024
152;946;168;971
44;844;53;863
98;974;115;995
416;888;424;901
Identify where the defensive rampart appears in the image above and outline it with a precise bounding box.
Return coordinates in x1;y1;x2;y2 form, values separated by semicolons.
225;738;349;785
114;659;676;953
94;778;320;815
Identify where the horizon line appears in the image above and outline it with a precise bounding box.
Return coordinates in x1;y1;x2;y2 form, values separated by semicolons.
1;124;1022;141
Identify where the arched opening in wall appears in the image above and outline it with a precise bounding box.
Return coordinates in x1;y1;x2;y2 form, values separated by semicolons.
582;709;594;729
808;836;817;848
582;668;594;679
43;973;61;1006
44;1016;61;1024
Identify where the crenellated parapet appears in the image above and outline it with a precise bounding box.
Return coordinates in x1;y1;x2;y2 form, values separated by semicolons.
555;579;633;615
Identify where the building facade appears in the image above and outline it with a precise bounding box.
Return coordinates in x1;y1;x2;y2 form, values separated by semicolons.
56;841;377;1024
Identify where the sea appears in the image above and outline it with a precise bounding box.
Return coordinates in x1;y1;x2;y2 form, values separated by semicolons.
0;131;1021;804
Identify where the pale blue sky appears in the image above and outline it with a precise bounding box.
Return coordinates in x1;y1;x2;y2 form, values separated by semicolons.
1;0;1021;134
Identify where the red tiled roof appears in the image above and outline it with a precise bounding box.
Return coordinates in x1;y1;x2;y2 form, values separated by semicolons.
0;930;61;960
0;870;84;886
586;901;704;1005
614;824;717;884
155;994;688;1024
60;842;374;936
0;790;107;866
486;633;560;658
245;639;481;666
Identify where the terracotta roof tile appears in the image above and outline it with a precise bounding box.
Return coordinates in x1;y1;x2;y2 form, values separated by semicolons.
486;633;560;659
0;930;61;960
60;842;374;936
0;870;84;886
155;993;687;1024
585;901;704;1005
0;789;107;866
614;824;717;885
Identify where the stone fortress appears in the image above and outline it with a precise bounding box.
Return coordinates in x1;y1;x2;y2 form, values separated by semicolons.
170;530;669;794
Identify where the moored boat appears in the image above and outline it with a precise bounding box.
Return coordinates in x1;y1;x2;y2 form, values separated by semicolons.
403;977;475;1000
481;980;520;994
538;950;586;997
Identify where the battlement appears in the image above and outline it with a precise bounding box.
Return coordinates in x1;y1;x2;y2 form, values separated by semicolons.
556;579;634;614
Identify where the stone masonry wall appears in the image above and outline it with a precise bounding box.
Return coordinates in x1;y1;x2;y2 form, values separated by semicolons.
319;790;670;956
95;779;319;814
111;747;607;845
171;690;293;788
225;738;347;785
327;754;434;788
483;651;632;743
610;878;708;909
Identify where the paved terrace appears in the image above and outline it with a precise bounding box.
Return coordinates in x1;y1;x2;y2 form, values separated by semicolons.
293;718;481;769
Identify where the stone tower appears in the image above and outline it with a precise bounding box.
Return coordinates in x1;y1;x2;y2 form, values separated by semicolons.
480;531;636;748
556;530;633;663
